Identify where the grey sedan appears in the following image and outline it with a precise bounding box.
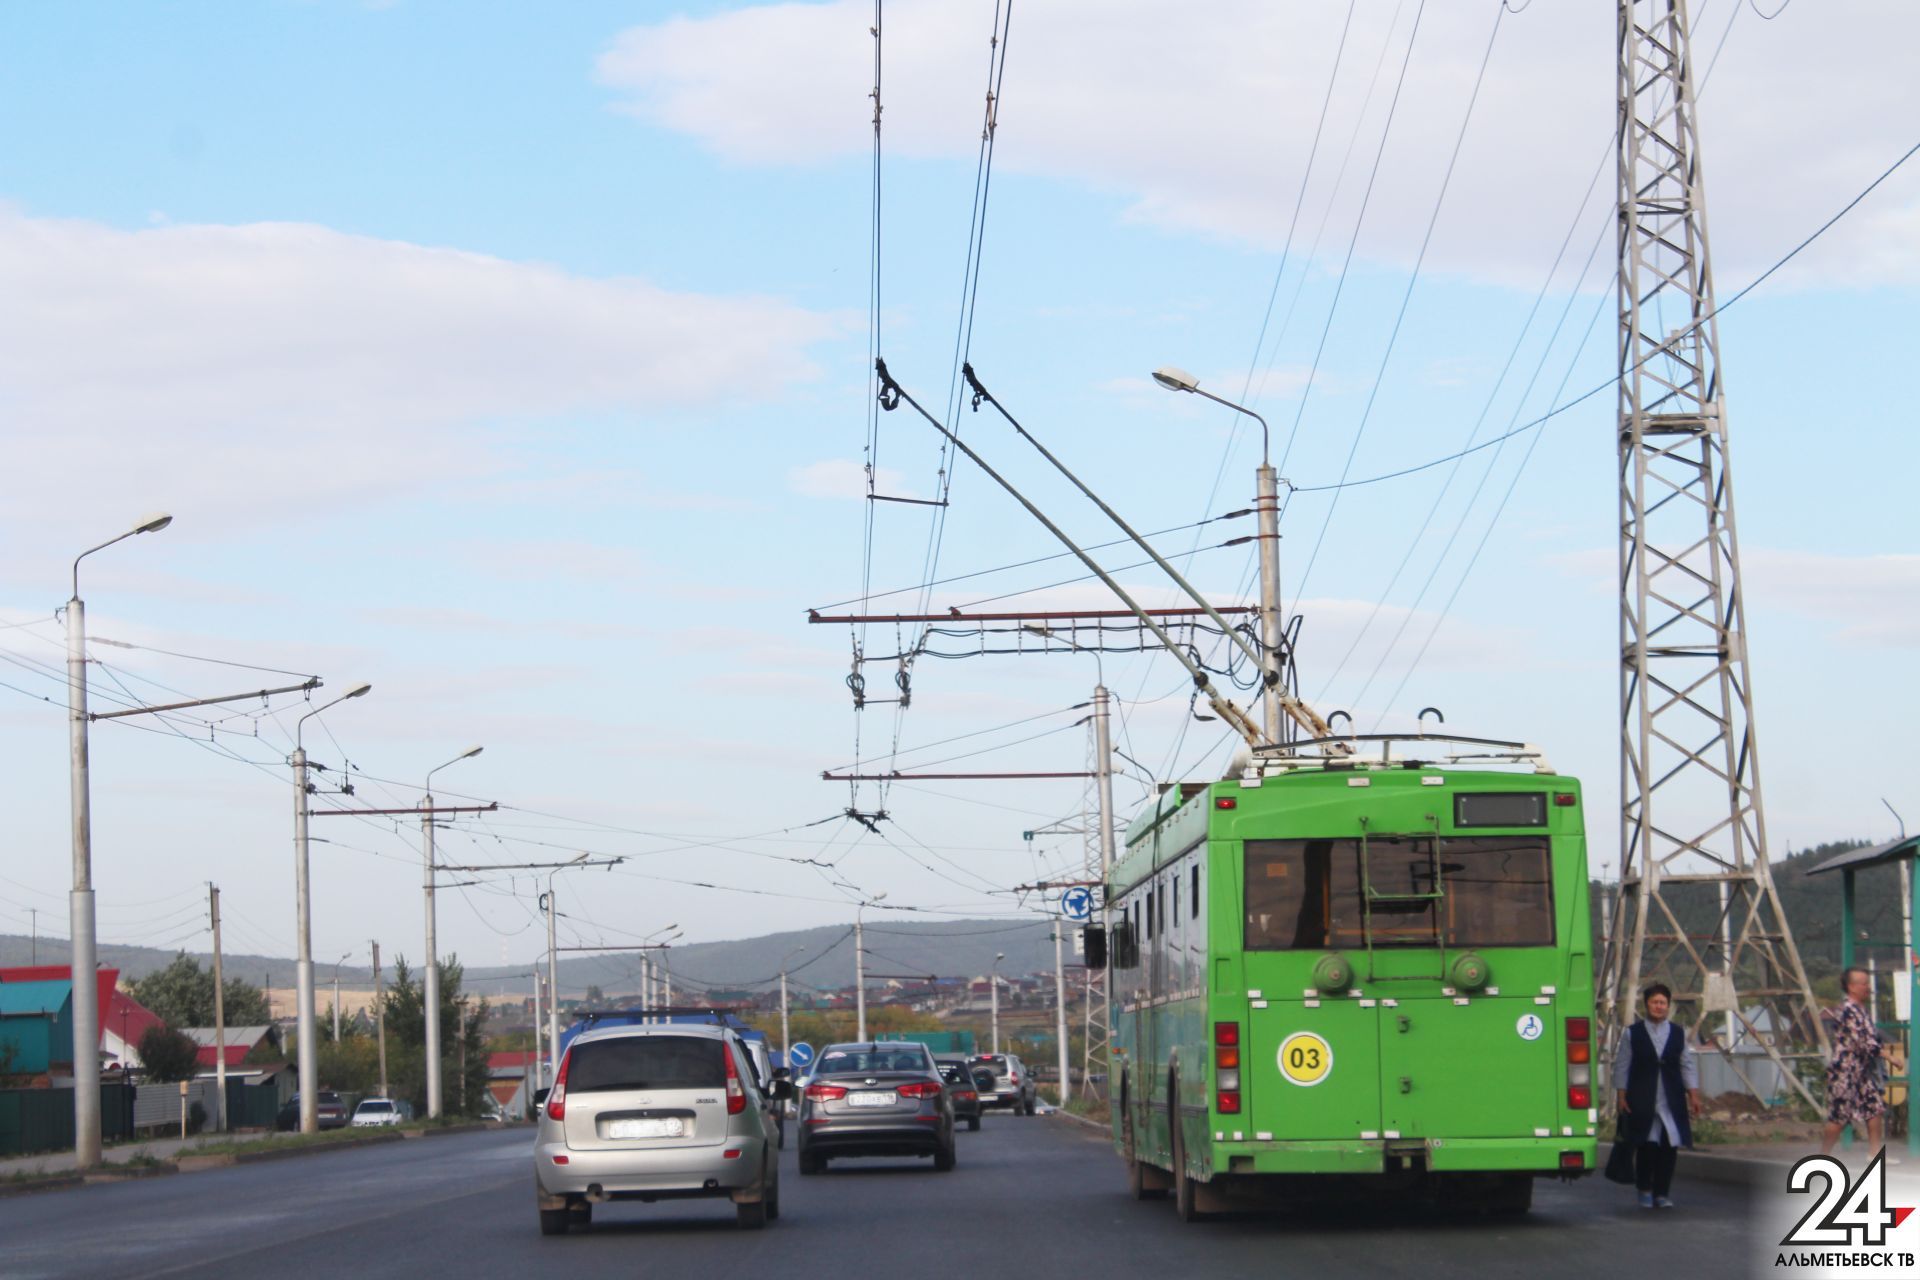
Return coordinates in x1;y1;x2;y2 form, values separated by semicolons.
796;1042;956;1174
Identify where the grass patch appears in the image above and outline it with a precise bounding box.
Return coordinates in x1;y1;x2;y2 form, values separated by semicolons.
1064;1096;1111;1124
182;1127;398;1159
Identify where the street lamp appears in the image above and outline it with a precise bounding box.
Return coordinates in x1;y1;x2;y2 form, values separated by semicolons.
423;744;483;1119
66;512;172;1169
855;892;887;1041
779;945;807;1057
1153;366;1284;744
293;680;371;1134
331;952;352;1041
991;953;1006;1056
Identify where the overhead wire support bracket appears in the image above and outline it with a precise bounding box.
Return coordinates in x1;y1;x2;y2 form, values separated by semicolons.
88;677;322;722
823;770;1096;782
874;357;1265;748
310;803;500;818
867;493;949;508
811;606;1252;625
434;858;624;873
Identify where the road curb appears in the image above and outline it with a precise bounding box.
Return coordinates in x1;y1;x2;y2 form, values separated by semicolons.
0;1174;86;1198
229;1132;408;1165
1051;1110;1110;1135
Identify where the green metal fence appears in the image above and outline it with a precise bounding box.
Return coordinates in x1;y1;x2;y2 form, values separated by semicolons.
0;1084;135;1157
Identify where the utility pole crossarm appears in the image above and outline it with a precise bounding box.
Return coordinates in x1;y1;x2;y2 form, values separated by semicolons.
89;679;322;721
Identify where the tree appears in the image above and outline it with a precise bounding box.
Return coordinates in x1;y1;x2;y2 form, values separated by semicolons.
128;953;272;1029
381;954;492;1118
138;1025;201;1083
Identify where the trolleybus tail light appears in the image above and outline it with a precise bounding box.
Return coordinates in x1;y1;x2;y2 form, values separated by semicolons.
1215;1022;1243;1114
1560;1151;1585;1170
1567;1085;1591;1109
1564;1016;1592;1103
545;1050;572;1121
1215;797;1237;810
723;1042;747;1114
1554;793;1577;807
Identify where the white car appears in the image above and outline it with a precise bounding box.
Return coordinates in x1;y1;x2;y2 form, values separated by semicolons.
350;1097;410;1127
534;1022;789;1234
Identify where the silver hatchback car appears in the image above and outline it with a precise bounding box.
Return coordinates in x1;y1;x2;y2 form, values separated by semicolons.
533;1023;789;1233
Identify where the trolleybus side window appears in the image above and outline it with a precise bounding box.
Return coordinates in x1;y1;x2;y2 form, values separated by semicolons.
1244;836;1555;949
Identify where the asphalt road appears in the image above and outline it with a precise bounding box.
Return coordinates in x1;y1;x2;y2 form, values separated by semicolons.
0;1117;1758;1279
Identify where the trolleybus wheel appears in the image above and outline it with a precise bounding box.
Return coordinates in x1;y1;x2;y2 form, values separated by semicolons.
1159;1082;1205;1220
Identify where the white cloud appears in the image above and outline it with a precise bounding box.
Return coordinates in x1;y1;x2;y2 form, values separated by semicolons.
0;204;833;545
598;1;1920;287
788;457;912;500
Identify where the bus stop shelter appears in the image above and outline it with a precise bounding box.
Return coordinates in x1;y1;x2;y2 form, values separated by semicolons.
1806;833;1920;1154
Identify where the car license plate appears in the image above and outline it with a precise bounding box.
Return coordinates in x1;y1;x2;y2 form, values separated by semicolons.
606;1117;685;1139
847;1091;896;1107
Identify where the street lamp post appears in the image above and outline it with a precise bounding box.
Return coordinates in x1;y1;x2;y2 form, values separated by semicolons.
991;952;1005;1056
331;952;352;1041
66;512;171;1169
855;893;887;1041
293;681;372;1134
423;745;483;1119
1153;367;1285;746
779;945;806;1058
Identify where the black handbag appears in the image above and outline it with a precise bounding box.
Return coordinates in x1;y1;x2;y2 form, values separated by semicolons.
1604;1138;1637;1185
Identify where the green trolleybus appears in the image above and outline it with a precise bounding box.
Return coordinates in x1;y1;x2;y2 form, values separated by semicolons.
1097;734;1596;1219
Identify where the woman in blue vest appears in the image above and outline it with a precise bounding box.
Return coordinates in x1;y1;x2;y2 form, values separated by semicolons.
1611;982;1701;1209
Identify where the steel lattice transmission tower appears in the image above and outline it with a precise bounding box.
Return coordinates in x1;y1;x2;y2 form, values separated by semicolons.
1598;0;1825;1103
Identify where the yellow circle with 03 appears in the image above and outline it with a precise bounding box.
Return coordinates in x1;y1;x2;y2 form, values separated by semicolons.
1276;1031;1333;1087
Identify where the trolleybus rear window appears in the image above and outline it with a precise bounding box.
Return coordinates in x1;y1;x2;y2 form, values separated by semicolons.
1244;836;1554;949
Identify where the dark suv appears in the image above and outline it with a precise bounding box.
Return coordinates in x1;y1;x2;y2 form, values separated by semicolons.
937;1060;984;1131
797;1041;955;1174
276;1091;348;1131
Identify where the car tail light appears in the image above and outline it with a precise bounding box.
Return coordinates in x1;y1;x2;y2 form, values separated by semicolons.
723;1041;746;1115
897;1081;942;1098
806;1083;848;1101
546;1050;572;1121
1214;1022;1242;1115
1568;1085;1591;1109
957;1091;977;1102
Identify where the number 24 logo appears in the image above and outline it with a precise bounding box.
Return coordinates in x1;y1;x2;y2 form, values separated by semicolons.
1782;1151;1901;1247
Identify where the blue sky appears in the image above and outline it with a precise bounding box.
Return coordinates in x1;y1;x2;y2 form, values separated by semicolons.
0;0;1913;983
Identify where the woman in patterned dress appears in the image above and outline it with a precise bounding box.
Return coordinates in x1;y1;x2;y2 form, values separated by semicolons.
1820;966;1887;1156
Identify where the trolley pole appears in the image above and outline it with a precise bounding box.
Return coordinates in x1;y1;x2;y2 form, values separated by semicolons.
544;888;560;1081
210;884;227;1133
531;966;545;1092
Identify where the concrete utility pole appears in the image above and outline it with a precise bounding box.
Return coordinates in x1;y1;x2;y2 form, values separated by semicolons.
209;884;227;1133
780;945;804;1060
1598;0;1824;1109
372;940;388;1100
1053;927;1069;1108
855;894;885;1041
293;681;372;1134
65;512;172;1169
420;746;484;1120
531;967;545;1093
543;886;560;1082
332;952;349;1041
990;953;1005;1056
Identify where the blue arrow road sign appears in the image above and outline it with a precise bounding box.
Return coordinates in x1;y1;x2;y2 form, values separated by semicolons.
787;1041;815;1073
1060;886;1094;922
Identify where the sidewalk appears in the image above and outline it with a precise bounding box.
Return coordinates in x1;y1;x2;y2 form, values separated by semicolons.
1682;1140;1912;1187
0;1133;219;1180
